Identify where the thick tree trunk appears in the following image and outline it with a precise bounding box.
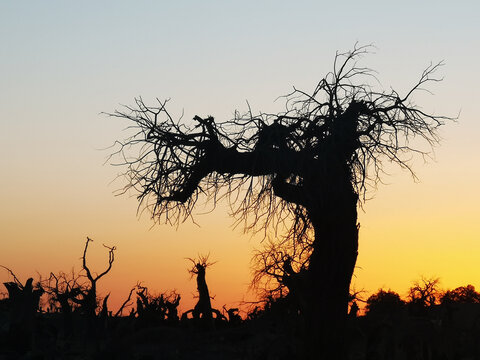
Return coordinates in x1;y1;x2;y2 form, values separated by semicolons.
302;181;359;359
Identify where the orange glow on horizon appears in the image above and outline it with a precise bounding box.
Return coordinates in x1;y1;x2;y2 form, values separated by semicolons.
1;2;479;317
1;183;479;315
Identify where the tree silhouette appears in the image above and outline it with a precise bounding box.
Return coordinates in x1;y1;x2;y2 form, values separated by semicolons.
441;285;480;304
109;45;449;357
366;289;405;317
408;276;441;308
75;237;116;317
1;266;44;352
182;255;225;327
135;285;181;326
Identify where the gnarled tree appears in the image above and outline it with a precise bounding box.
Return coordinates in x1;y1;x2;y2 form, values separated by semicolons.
109;45;449;357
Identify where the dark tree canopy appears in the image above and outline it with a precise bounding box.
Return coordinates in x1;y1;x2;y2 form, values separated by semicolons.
441;285;480;304
366;289;405;315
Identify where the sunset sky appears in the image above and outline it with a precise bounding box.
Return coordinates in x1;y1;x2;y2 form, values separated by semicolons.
1;1;479;313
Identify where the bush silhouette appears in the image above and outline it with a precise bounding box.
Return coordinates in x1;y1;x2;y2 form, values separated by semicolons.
366;289;405;317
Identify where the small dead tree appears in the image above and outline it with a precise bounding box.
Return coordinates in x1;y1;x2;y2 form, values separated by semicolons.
114;284;139;317
183;255;224;325
136;285;181;325
44;270;85;314
1;266;44;351
43;269;87;336
74;237;116;316
223;305;242;324
251;237;310;316
164;291;181;323
408;276;441;310
1;266;44;317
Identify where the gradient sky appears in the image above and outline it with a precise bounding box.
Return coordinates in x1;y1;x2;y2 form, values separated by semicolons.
1;1;479;313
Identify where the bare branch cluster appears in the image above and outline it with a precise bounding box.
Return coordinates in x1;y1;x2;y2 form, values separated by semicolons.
82;237;116;284
408;276;441;307
108;45;451;298
279;45;448;196
44;269;86;313
250;233;313;298
43;237;117;316
109;44;448;225
186;254;216;276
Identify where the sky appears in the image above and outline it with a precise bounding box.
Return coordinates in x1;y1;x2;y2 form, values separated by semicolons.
1;1;479;313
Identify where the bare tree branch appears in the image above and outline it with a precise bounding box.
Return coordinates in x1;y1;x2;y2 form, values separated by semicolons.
0;265;23;287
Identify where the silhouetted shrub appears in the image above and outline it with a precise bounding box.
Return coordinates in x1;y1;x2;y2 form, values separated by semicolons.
366;289;405;316
136;287;180;326
440;284;480;304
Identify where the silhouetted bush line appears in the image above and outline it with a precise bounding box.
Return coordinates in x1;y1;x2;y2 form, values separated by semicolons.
2;251;480;360
0;244;258;359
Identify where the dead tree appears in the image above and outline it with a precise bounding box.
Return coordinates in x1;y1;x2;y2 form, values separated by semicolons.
182;256;224;326
164;291;181;323
74;237;116;317
109;45;451;357
1;266;44;351
408;276;441;316
45;270;84;314
187;256;213;322
135;286;181;326
223;305;242;325
44;270;86;336
114;284;138;317
1;266;44;318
